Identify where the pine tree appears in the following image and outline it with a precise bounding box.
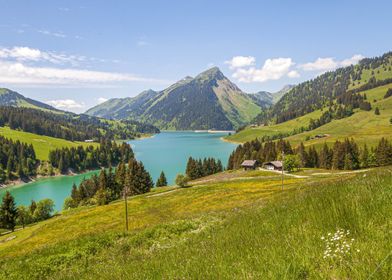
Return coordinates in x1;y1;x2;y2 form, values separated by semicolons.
360;144;370;168
156;171;168;187
0;191;18;231
98;169;107;190
71;183;81;205
29;200;37;215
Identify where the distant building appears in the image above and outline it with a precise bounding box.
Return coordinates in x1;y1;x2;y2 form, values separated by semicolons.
263;161;283;171
241;160;258;170
84;139;94;143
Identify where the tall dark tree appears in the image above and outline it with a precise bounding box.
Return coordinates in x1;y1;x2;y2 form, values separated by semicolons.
156;171;168;187
0;191;18;231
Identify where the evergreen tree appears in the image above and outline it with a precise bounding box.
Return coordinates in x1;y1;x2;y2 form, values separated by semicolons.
29;200;37;216
156;171;168;187
71;183;81;205
0;191;18;231
360;144;370;168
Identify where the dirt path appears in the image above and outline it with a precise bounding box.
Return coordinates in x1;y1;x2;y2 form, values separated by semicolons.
147;189;178;198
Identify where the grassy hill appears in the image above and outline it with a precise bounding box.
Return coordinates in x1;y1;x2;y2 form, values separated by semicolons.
0;126;98;160
226;83;392;147
0;167;390;279
226;109;323;143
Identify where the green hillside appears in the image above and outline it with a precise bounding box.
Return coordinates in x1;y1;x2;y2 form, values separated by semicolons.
227;84;392;147
0;126;98;160
226;109;323;143
86;67;263;130
0;167;390;279
0;88;58;112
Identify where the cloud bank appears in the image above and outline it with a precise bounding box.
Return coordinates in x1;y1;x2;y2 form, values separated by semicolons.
227;54;364;83
0;46;169;86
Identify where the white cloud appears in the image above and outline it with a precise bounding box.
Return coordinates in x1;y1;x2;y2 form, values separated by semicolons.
340;54;365;67
0;60;169;86
287;70;300;78
47;99;85;109
0;46;87;65
299;57;338;72
299;54;364;72
97;97;108;104
225;56;256;69
0;46;42;61
232;57;294;83
38;29;67;38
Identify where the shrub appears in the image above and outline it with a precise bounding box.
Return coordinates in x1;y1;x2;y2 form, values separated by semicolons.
175;174;189;188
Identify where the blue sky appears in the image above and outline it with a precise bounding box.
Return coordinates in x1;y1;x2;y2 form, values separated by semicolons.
0;0;391;112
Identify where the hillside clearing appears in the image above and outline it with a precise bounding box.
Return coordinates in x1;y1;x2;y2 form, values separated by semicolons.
0;126;98;160
226;84;392;147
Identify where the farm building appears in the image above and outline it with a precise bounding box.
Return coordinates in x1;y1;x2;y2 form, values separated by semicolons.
241;160;258;170
263;161;283;171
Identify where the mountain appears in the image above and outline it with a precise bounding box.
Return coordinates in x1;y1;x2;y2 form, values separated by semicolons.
0;88;58;111
272;84;294;103
0;88;159;142
248;91;273;108
248;85;295;108
86;67;263;130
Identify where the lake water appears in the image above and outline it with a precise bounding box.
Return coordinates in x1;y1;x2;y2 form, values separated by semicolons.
0;131;237;211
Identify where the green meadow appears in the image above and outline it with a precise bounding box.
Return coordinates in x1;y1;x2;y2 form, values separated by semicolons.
0;126;98;160
226;84;392;147
0;167;390;279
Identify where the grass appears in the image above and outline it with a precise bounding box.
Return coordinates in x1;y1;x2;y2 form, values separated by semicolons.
0;166;391;279
285;84;392;148
226;84;392;147
226;109;323;143
0;126;99;160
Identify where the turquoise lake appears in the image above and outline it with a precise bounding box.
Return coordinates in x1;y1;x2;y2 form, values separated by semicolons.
0;131;237;211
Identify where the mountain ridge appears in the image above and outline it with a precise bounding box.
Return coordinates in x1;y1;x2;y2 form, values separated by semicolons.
0;88;59;112
86;67;264;130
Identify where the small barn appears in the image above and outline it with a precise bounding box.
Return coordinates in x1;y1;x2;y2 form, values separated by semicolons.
241;160;258;170
263;161;283;171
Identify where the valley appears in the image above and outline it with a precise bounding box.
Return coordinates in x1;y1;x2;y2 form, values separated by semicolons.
0;36;392;279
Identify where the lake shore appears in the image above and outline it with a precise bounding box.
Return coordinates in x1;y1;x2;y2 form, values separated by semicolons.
220;136;242;144
0;169;99;190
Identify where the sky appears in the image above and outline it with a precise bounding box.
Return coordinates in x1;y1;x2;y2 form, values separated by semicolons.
0;0;391;113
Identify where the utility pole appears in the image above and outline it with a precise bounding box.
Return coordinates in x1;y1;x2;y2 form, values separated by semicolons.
124;186;129;231
281;151;285;191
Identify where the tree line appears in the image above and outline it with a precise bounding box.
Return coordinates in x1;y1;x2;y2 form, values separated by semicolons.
0;136;37;184
227;138;392;171
0;191;54;232
185;157;223;180
49;140;134;174
64;158;154;208
0;136;135;184
0;106;159;142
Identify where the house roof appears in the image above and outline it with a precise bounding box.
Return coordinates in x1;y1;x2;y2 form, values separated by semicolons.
241;160;257;167
264;161;283;168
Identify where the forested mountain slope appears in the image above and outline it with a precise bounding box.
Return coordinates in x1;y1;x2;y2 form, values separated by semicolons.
86;67;263;130
254;51;392;124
